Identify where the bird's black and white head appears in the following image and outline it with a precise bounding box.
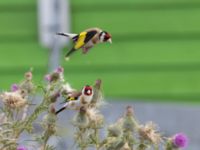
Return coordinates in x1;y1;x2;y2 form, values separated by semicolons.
99;31;112;43
83;85;93;96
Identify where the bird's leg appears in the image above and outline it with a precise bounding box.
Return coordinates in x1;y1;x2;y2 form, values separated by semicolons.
82;46;93;54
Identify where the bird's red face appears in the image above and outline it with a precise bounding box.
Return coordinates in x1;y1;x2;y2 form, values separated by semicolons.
99;31;112;43
83;85;93;96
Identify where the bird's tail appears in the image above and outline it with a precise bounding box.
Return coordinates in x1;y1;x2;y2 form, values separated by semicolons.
56;107;66;115
65;48;76;60
56;32;78;39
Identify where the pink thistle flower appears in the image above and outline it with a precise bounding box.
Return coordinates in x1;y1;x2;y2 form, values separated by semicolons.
44;74;51;81
173;133;188;148
17;146;28;150
55;66;64;73
11;84;19;92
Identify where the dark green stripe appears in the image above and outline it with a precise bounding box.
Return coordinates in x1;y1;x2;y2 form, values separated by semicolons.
0;4;36;13
72;2;200;13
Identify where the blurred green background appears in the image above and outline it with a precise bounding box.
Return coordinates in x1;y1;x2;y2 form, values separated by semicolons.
1;0;200;101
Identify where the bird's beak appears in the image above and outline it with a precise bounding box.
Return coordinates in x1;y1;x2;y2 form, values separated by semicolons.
108;38;112;44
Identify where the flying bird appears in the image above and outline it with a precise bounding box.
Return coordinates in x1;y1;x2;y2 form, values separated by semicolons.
56;27;112;59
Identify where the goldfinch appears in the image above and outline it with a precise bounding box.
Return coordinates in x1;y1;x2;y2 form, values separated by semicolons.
56;85;93;115
56;27;112;59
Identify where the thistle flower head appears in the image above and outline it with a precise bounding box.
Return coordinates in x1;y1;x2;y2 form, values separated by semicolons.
49;91;60;103
72;106;89;128
87;108;104;128
0;92;27;109
122;106;138;132
55;66;64;73
20;81;34;94
11;84;19;92
172;133;188;148
49;72;60;82
44;74;51;81
25;71;32;81
138;122;161;145
107;123;122;137
17;146;28;150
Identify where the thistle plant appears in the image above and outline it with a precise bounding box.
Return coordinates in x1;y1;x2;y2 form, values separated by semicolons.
0;67;188;150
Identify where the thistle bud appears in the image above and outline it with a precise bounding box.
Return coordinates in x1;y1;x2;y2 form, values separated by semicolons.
25;71;32;81
49;91;60;103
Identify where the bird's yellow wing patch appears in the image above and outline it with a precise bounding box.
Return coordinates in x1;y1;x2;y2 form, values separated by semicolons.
74;32;87;49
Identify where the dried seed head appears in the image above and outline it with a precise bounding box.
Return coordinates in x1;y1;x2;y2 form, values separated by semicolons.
72;106;89;128
0;92;27;109
108;124;122;137
87;108;104;128
138;122;161;144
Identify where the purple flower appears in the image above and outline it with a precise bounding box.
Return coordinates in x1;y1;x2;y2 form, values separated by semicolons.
11;84;19;92
173;133;188;148
44;74;51;81
17;146;27;150
55;66;64;73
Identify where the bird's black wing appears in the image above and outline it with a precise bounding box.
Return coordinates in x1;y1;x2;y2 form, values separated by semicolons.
84;30;98;44
65;30;97;58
